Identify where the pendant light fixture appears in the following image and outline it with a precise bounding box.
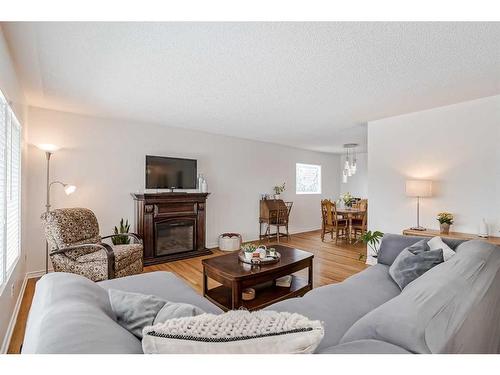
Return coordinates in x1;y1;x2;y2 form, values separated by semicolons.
342;143;358;183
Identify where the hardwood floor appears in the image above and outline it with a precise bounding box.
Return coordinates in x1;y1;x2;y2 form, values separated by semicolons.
7;276;37;354
7;229;367;354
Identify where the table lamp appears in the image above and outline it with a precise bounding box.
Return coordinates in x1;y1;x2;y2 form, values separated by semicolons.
405;179;432;231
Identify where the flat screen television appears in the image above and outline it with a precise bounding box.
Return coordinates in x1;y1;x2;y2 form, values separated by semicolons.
145;155;197;189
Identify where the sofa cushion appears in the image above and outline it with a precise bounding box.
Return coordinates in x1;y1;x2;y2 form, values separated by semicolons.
318;340;410;354
340;240;500;353
108;289;205;338
98;271;223;314
113;244;143;269
76;243;142;269
377;233;464;266
389;240;444;290
265;264;400;352
428;236;455;261
22;272;142;354
142;310;324;354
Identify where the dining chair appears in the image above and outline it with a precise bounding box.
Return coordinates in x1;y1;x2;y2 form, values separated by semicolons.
351;200;368;240
266;202;293;242
321;199;348;243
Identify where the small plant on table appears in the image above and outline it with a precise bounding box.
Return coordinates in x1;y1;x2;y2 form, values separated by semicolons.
437;212;454;234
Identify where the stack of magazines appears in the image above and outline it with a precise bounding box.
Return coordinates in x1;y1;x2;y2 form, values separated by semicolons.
275;275;292;287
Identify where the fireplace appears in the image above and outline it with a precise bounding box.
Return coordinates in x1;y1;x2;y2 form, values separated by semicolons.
132;192;211;265
155;219;195;256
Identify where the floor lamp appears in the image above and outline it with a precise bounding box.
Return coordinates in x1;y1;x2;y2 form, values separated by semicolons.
37;144;77;274
405;179;433;231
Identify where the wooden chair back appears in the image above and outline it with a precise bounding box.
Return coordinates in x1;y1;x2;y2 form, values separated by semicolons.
321;199;339;227
285;201;293;216
353;199;368;228
357;199;368;211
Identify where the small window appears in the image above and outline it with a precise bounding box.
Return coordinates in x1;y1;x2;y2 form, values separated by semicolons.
296;163;321;194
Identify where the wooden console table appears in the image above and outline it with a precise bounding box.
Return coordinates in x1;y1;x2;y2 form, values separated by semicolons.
402;228;500;246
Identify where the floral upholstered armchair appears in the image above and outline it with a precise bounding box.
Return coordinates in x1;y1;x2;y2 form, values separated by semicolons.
41;208;143;282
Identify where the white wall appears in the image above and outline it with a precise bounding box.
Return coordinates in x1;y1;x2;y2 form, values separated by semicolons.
368;95;500;237
339;152;368;198
0;26;28;352
26;107;341;273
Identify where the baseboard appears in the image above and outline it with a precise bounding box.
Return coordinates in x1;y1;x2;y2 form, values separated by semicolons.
1;273;28;354
26;269;49;279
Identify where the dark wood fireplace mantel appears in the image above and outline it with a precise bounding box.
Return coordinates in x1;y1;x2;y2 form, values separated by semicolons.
132;192;211;265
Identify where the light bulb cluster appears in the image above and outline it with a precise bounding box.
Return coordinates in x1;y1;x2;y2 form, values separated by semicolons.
342;143;358;183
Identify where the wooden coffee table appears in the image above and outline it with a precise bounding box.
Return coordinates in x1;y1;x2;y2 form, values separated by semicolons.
202;245;313;311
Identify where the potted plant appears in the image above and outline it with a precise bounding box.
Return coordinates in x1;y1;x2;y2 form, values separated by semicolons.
339;192;356;208
437;212;454;234
112;218;131;245
359;230;384;260
273;182;286;199
242;243;258;261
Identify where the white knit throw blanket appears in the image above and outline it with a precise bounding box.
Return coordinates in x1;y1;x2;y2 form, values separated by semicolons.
143;310;322;340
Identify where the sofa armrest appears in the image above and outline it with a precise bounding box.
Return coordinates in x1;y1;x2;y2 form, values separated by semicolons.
101;233;142;244
50;243;116;279
318;339;411;354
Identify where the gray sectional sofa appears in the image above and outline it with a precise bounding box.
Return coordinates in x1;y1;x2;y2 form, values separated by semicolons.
22;234;500;354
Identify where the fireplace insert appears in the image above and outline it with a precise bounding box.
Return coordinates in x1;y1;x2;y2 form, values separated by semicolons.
155;219;195;256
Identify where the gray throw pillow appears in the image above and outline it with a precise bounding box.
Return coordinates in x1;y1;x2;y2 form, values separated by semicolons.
108;289;205;338
389;239;444;290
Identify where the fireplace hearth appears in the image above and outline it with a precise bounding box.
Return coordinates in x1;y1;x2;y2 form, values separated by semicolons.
132;192;211;265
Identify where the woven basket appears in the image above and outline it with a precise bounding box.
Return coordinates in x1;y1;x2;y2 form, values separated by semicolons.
218;233;242;252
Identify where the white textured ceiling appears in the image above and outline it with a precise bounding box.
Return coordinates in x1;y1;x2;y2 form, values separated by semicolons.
2;22;500;153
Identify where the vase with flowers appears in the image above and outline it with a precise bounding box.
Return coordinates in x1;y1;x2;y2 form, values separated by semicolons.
437;212;454;235
273;182;286;200
339;192;356;208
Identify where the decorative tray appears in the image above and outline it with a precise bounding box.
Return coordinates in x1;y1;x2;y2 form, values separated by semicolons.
238;251;281;265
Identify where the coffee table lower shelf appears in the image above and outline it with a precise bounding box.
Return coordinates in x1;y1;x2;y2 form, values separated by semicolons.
205;275;310;311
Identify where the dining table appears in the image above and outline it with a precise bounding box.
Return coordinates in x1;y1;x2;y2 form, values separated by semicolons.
336;207;366;243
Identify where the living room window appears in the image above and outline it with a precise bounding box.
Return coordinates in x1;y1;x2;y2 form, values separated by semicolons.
296;163;321;194
0;89;22;287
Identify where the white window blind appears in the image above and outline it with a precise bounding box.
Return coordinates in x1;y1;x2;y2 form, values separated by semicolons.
0;94;5;284
6;111;21;272
0;89;22;286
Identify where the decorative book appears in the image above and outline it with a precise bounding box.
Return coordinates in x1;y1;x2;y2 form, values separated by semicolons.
275;275;292;287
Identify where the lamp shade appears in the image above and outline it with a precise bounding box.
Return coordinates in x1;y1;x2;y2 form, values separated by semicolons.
406;180;432;197
64;184;77;195
37;144;60;153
